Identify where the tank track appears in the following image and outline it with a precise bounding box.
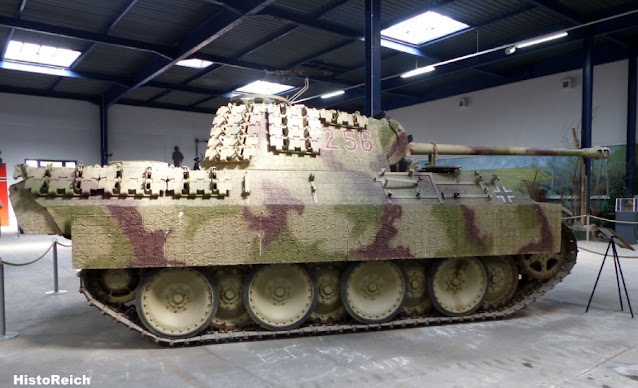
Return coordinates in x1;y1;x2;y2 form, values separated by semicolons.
79;234;577;347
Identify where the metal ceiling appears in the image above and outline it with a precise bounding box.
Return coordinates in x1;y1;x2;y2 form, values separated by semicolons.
0;0;636;115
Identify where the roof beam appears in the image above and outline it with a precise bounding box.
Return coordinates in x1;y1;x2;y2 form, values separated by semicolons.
313;11;638;109
0;84;101;104
525;0;630;48
118;99;217;114
0;14;172;57
180;0;352;86
103;0;279;107
284;5;538;80
49;0;140;91
70;0;140;67
1;0;29;58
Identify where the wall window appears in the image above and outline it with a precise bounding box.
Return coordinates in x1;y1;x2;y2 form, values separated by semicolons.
25;159;76;168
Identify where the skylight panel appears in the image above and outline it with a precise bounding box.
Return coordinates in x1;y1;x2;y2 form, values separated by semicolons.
176;58;214;69
4;40;81;68
381;11;469;45
234;80;295;95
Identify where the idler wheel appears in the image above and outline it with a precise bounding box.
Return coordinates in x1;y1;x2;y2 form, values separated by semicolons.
401;261;432;316
211;268;250;330
520;224;576;280
482;256;519;310
429;257;488;316
342;261;407;324
309;264;346;323
244;264;317;331
136;268;218;339
83;268;140;304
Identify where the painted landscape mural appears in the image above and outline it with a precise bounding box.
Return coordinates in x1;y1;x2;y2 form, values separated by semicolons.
417;145;634;221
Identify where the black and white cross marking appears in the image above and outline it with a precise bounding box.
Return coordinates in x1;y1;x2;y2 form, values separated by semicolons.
494;185;514;202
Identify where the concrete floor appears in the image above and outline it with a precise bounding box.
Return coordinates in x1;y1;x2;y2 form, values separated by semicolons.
0;234;637;388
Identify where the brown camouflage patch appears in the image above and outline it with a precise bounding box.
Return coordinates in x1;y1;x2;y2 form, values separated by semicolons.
351;205;412;260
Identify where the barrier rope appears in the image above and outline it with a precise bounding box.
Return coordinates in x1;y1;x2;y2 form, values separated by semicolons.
53;239;72;248
578;246;638;258
0;239;71;266
0;243;54;266
561;214;638;225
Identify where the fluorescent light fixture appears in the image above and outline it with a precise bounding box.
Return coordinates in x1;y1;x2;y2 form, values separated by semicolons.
4;40;81;68
401;65;436;78
516;32;568;49
321;90;345;99
381;11;469;45
234;80;295;95
176;58;214;69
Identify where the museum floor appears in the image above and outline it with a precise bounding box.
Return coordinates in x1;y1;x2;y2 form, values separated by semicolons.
0;234;637;388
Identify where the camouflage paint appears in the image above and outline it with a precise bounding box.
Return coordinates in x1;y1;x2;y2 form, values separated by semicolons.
518;204;554;253
350;205;413;260
9;100;598;271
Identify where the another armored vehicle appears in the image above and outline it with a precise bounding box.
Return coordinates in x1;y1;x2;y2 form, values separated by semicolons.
10;99;609;344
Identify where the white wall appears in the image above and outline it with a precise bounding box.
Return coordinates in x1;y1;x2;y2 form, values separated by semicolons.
0;93;100;185
109;105;212;165
0;93;214;231
389;60;633;149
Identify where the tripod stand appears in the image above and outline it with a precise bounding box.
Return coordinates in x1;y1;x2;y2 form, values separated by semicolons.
585;228;634;318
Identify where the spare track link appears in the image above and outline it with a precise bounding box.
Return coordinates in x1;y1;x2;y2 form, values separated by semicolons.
79;234;577;346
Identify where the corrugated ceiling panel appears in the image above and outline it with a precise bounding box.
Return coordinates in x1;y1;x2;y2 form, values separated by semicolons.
313;41;365;70
318;0;365;32
109;0;218;46
155;91;209;106
0;0;22;17
241;26;350;68
0;68;59;89
189;66;266;91
199;16;291;58
53;78;111;95
154;66;207;85
73;44;154;77
21;0;131;33
270;0;340;16
123;86;166;101
426;7;564;60
439;0;529;26
194;96;228;111
562;0;637;18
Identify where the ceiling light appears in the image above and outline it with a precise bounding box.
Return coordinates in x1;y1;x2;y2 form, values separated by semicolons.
234;80;295;95
516;32;568;49
381;11;469;45
4;40;81;68
401;65;436;78
505;46;517;55
321;90;345;99
176;58;214;69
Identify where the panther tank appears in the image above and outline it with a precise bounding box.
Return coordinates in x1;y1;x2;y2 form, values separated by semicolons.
9;99;609;345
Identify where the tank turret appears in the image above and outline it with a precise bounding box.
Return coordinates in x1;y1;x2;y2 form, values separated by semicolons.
8;99;605;344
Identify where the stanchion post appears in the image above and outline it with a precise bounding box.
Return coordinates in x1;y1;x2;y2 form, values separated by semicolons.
586;214;590;242
0;260;19;339
45;241;67;296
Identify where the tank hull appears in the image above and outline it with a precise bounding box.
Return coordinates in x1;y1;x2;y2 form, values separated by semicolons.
8;100;585;344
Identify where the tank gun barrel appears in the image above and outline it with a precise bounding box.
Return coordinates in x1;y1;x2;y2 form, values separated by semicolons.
411;143;610;160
